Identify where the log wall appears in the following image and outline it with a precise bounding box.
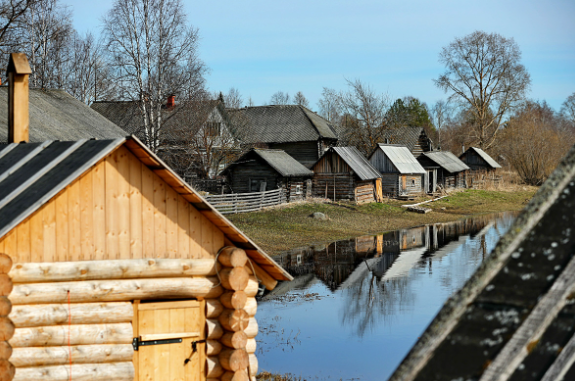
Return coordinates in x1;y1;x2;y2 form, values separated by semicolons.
354;181;375;204
0;146;224;264
312;173;355;201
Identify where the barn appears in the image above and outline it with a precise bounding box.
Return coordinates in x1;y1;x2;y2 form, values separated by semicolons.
0;53;292;381
220;148;313;202
368;144;426;198
417;151;469;193
312;146;382;203
459;147;501;172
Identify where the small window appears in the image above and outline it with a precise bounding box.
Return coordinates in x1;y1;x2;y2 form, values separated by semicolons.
295;185;302;194
206;122;220;136
412;179;416;185
297;254;302;264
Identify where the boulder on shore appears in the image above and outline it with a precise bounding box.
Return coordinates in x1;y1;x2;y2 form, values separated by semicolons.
309;212;328;221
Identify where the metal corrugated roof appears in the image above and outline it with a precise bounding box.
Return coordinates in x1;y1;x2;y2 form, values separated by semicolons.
466;147;502;168
377;144;426;174
421;151;470;173
331;146;381;180
254;149;314;177
0;88;126;142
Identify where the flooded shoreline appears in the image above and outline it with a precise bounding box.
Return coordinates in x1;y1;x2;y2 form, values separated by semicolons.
255;212;518;380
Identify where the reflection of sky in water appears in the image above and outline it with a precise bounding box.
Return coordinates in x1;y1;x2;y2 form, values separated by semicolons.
256;213;516;380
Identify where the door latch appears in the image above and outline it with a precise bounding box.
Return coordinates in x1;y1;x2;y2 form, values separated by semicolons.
184;340;206;365
132;337;183;351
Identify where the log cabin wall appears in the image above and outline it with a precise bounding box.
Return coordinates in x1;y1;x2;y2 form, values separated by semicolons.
228;159;281;194
401;175;424;196
460;151;495;172
380;173;399;197
355;181;375;204
268;141;318;168
312;173;355;201
0;146;224;263
286;178;307;202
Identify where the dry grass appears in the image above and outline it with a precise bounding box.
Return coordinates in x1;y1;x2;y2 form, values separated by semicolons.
227;187;538;255
256;372;302;381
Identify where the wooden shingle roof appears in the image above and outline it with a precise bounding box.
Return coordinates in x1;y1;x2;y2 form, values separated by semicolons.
0;88;126;142
389;144;575;381
0;136;292;282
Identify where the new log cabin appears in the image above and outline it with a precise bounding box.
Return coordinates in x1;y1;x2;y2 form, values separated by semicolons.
311;146;382;203
0;53;292;381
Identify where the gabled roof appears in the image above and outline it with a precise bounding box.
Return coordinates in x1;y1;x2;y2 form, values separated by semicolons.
0;88;125;142
382;126;431;153
389;144;575;381
328;146;381;180
461;147;502;168
252;149;314;177
420;151;470;173
228;105;338;144
0;136;292;282
373;144;426;174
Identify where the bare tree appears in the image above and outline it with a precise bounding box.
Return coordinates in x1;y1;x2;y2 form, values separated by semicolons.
435;31;531;150
247;96;255;107
317;87;341;123
223;87;243;108
430;100;451;149
293;91;309;108
103;0;208;152
0;0;35;52
269;91;290;105
561;92;575;125
335;79;390;155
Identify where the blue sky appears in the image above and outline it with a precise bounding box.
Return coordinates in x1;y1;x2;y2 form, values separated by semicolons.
64;0;575;112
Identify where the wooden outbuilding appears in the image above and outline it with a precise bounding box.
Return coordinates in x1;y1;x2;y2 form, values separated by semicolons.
0;53;292;381
417;151;469;193
381;126;433;158
459;147;501;173
312;146;382;203
220;148;313;201
369;144;426;197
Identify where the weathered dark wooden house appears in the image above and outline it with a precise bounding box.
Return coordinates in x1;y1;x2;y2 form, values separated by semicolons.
459;146;501;172
369;144;426;197
417;151;469;193
220;148;313;201
0;53;292;381
229;105;338;168
382;126;433;157
312;146;382;203
388;144;575;381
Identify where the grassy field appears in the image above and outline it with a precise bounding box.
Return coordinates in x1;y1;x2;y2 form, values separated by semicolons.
227;187;538;255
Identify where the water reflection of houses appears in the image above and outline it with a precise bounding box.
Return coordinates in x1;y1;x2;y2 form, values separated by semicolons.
272;213;508;293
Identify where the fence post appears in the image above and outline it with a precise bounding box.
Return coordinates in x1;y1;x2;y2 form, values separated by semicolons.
234;194;238;214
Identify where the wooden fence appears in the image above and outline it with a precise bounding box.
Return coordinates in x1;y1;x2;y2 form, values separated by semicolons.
204;188;287;214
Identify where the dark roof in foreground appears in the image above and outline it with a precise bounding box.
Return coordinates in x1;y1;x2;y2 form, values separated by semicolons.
420;151;470;173
328;146;381;180
221;148;313;178
382;126;430;153
0;137;292;282
462;147;502;168
389;143;575;381
0;88;126;142
228;105;338;144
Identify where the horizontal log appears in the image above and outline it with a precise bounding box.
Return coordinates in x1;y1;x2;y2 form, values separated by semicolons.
206;356;223;378
10;323;132;347
221;331;247;350
9;258;217;283
220;267;249;291
206;340;222;356
206;299;223;318
219;348;248;371
10;302;132;328
244;298;257;317
249;353;258;375
9;277;223;305
222;370;249;381
12;362;134;381
246;338;256;354
218;248;247;268
0;255;11;274
245;318;258;339
219;310;249;332
10;344;133;367
0;297;11;317
220;291;246;310
0;359;14;381
0;318;14;341
245;276;258;298
246;261;277;291
206;319;223;340
0;341;11;361
0;275;12;296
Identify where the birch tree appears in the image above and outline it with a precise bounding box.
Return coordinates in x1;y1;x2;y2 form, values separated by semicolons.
435;31;531;150
103;0;207;152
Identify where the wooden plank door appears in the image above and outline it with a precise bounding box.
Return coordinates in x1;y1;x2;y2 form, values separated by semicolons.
136;300;205;381
401;175;406;192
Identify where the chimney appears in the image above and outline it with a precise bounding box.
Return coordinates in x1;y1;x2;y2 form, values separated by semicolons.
7;53;31;143
166;94;175;109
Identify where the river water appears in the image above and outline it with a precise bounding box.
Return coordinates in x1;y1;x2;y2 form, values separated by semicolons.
255;212;518;380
